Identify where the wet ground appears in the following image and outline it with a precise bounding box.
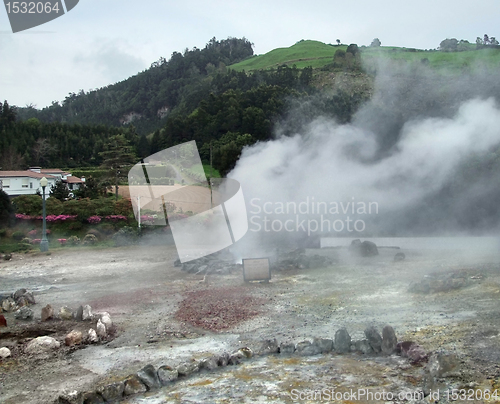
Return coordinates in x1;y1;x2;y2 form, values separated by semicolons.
1;241;500;403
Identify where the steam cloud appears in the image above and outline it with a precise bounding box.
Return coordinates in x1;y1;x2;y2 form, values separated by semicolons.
229;61;500;248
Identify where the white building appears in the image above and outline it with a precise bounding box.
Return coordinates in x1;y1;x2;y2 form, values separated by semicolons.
0;167;84;197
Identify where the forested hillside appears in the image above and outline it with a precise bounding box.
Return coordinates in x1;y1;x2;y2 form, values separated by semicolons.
2;35;500;178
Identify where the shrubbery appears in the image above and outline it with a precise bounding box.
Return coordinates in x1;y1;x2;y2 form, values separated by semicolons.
82;233;98;246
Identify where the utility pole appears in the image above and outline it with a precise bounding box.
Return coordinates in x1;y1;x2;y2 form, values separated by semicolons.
210;142;213;208
137;195;141;228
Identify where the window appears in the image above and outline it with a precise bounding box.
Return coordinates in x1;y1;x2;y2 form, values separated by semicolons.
2;179;10;188
22;178;29;188
30;182;33;189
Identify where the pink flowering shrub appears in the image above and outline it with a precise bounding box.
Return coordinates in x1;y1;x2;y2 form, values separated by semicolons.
87;216;102;224
58;238;67;245
15;213;32;220
30;239;41;244
46;214;77;222
28;229;38;238
140;214;156;225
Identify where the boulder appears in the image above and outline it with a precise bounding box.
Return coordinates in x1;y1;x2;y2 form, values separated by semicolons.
136;364;161;390
59;306;73;320
295;339;322;356
397;341;428;363
217;352;230;367
157;365;178;385
177;361;199;376
65;330;83;346
100;313;112;331
12;288;27;301
228;352;243;365
22;291;36;305
14;306;34;320
259;338;279;355
96;319;107;338
334;328;351;353
82;305;93;321
354;339;373;354
199;356;219;371
16;296;29;307
96;382;124;401
364;326;383;353
25;336;60;354
381;325;397;355
87;329;99;343
41;304;54;321
0;347;11;359
123;375;147;396
238;347;253;358
81;392;104;404
280;342;296;355
2;297;16;312
56;390;82;404
314;338;333;353
75;306;84;321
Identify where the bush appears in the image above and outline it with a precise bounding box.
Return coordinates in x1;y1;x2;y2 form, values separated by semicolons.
12;230;25;241
112;226;138;247
67;235;80;245
0;228;7;238
86;228;103;240
82;233;98;246
46;197;64;215
21;237;31;244
13;195;42;216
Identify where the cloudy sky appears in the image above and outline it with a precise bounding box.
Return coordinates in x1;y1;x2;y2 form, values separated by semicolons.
1;0;499;109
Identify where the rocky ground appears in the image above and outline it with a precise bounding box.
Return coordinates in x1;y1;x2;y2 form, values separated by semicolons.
1;240;500;403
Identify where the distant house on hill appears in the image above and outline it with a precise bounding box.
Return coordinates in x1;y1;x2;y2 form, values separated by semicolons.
0;167;85;197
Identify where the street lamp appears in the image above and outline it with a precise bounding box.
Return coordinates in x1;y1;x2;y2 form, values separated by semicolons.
40;177;49;252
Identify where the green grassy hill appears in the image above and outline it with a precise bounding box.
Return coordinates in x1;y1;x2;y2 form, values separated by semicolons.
230;40;344;71
230;40;500;73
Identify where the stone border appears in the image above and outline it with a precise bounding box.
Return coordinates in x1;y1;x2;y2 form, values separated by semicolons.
55;324;427;404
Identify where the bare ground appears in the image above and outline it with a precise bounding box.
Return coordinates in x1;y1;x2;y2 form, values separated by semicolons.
1;242;500;403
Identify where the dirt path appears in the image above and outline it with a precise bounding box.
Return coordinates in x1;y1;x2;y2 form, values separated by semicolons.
1;244;500;403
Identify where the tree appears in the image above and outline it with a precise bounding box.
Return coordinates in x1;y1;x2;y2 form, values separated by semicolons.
99;135;137;200
439;38;458;52
32;138;57;166
75;176;101;199
336;39;341;46
0;145;25;170
0;189;13;226
49;179;70;201
370;38;381;47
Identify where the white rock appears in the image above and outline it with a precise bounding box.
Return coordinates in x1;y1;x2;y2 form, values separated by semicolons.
96;319;107;338
100;313;112;331
0;347;11;359
88;328;98;343
25;336;60;354
82;305;93;321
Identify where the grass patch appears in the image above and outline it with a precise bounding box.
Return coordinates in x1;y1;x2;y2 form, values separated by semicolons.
229;40;500;74
230;40;341;71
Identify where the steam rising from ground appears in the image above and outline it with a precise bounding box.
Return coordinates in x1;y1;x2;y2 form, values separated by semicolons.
229;62;500;251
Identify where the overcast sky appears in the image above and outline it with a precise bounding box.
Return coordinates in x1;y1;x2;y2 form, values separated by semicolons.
1;0;499;109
